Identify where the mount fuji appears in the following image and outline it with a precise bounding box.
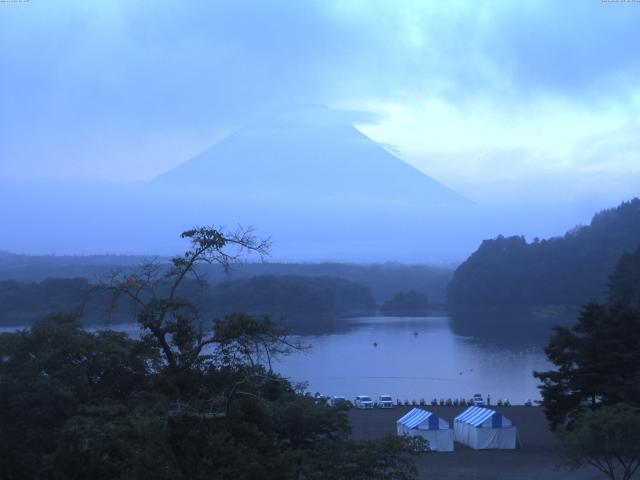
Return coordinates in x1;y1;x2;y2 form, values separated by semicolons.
0;108;484;261
153;107;468;207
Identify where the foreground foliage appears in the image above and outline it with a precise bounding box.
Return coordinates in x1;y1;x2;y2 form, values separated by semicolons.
0;227;420;480
559;404;640;480
534;304;640;429
536;249;640;479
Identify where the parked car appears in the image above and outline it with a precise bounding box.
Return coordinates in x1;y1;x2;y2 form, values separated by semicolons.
472;393;484;406
354;395;374;409
313;392;327;405
377;395;394;408
329;396;348;407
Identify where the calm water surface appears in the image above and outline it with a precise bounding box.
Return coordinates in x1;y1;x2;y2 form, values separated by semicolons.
0;314;553;404
275;316;551;404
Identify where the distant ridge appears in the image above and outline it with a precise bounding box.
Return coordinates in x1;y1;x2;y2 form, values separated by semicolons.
153;107;468;206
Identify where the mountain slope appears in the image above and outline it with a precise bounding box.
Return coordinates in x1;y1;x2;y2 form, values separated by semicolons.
153;107;467;205
448;198;640;306
0;108;481;262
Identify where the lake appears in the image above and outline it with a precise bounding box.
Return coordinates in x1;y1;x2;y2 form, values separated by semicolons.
0;313;560;404
275;315;554;404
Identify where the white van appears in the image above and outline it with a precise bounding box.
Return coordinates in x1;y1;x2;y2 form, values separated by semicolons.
377;395;394;408
354;395;374;409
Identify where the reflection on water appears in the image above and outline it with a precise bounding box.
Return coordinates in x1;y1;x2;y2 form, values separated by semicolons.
275;315;558;403
1;310;575;404
449;306;579;346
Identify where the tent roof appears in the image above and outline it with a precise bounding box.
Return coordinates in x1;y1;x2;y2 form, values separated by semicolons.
397;408;435;429
455;406;508;427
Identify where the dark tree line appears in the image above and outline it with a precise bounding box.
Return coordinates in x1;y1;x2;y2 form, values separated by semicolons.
0;277;90;325
0;252;453;303
207;274;377;323
380;290;429;316
448;198;640;307
608;244;640;308
0;274;376;332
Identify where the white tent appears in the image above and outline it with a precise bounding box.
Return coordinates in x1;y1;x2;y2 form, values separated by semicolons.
454;406;518;450
396;408;454;452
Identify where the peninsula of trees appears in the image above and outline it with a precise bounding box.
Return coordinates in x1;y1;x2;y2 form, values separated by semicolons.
448;199;640;307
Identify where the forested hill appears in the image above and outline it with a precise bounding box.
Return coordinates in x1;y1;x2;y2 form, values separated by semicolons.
0;256;452;303
206;275;376;331
448;198;640;307
0;275;377;333
608;243;640;308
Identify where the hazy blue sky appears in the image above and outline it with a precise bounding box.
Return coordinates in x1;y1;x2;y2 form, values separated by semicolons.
1;0;639;207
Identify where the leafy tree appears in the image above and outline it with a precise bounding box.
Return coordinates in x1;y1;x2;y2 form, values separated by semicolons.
0;226;421;480
0;313;152;480
534;303;640;430
559;404;640;480
536;250;640;478
213;313;302;371
103;226;270;373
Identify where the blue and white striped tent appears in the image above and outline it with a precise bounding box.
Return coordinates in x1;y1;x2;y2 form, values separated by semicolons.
396;408;454;452
454;406;517;449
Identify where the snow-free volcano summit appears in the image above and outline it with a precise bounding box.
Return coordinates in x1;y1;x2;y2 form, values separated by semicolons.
153;107;468;206
0;108;479;261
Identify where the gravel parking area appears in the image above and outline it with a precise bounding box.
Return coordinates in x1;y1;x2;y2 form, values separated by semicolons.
348;406;607;480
